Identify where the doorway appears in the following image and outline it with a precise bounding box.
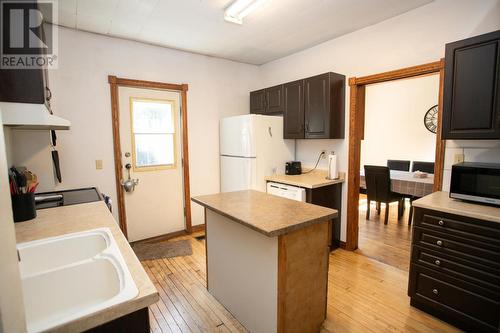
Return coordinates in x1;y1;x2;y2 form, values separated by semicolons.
357;74;440;270
108;76;192;241
345;61;446;251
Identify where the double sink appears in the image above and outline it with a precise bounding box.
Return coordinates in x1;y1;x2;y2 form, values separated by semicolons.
17;228;138;333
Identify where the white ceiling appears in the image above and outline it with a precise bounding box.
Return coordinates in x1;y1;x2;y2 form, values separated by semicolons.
49;0;433;65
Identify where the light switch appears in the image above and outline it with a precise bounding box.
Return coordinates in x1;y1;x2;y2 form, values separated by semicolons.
453;154;464;164
95;160;103;170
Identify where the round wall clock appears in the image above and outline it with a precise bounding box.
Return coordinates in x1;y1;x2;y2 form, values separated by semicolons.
424;105;438;134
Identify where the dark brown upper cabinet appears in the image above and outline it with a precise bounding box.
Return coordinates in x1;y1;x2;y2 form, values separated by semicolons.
265;84;284;113
250;84;284;114
251;72;345;139
442;30;500;139
0;22;52;110
250;89;266;114
284;80;305;139
304;72;345;139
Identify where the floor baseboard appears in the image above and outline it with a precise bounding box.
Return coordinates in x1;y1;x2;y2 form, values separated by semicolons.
130;224;206;245
191;224;205;232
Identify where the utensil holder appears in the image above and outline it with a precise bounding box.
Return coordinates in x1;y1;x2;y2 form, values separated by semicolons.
11;193;36;222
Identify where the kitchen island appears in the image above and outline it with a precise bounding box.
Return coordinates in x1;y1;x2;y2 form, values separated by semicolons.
192;190;337;333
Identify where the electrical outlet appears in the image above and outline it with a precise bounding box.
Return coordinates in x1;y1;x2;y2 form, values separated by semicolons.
95;160;103;170
321;150;327;159
453;153;464;164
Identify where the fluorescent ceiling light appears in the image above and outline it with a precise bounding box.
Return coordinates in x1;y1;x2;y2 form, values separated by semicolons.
224;0;267;25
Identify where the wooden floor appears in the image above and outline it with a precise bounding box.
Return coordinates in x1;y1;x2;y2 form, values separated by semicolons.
142;231;460;333
357;194;413;271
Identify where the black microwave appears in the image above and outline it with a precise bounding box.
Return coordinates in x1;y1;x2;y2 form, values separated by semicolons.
450;162;500;206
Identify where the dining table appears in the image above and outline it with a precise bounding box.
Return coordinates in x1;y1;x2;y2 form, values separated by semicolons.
360;170;434;197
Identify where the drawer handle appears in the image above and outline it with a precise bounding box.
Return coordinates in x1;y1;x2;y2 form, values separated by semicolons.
436;240;443;246
435;260;441;266
438;220;445;226
433;288;439;295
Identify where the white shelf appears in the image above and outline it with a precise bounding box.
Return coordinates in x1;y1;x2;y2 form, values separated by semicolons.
0;102;70;130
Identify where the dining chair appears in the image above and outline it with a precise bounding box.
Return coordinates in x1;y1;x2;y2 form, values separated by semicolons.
364;165;405;224
387;160;411;172
412;161;435;174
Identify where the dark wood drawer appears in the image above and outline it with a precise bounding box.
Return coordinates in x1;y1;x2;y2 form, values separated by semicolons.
411;245;500;288
409;264;500;332
413;227;500;269
414;209;500;245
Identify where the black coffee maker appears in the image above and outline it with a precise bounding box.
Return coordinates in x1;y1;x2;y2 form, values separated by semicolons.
285;161;302;175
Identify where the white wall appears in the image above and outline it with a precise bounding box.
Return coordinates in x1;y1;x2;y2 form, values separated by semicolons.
361;75;438;168
259;0;500;241
10;26;261;227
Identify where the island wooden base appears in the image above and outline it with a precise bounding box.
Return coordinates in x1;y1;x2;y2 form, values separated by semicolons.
205;208;330;333
278;222;329;333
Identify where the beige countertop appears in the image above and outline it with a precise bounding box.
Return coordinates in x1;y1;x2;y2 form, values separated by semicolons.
413;191;500;223
265;169;345;189
192;190;337;237
15;201;158;333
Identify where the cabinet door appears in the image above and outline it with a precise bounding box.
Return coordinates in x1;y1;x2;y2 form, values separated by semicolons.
250;89;266;114
0;69;45;104
0;23;50;107
283;80;305;139
443;30;500;139
265;84;284;113
304;73;330;138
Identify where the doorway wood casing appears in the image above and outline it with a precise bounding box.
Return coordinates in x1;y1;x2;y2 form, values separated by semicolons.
346;60;446;251
108;76;192;239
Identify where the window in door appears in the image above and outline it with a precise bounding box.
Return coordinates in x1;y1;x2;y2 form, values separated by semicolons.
130;98;176;171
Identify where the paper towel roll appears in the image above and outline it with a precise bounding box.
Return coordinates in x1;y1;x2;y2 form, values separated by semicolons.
327;152;338;180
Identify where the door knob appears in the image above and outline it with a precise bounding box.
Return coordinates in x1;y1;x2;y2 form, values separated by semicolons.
121;163;139;193
122;178;139;193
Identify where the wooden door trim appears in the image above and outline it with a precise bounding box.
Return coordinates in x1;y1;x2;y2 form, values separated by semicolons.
346;60;446;251
109;76;185;92
108;75;192;239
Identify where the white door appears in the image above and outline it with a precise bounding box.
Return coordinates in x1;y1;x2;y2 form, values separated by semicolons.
118;87;185;242
220;156;256;192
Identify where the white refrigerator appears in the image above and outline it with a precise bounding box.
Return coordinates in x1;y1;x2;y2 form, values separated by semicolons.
220;114;295;192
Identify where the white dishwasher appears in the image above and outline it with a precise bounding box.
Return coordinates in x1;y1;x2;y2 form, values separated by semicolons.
266;182;306;202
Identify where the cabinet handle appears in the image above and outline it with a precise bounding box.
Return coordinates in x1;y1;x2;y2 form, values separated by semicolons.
435;260;441;266
305;122;309;132
436;240;443;246
438;220;444;226
432;288;439;295
45;87;52;101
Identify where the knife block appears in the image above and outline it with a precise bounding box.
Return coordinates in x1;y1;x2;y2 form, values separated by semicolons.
11;193;36;222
